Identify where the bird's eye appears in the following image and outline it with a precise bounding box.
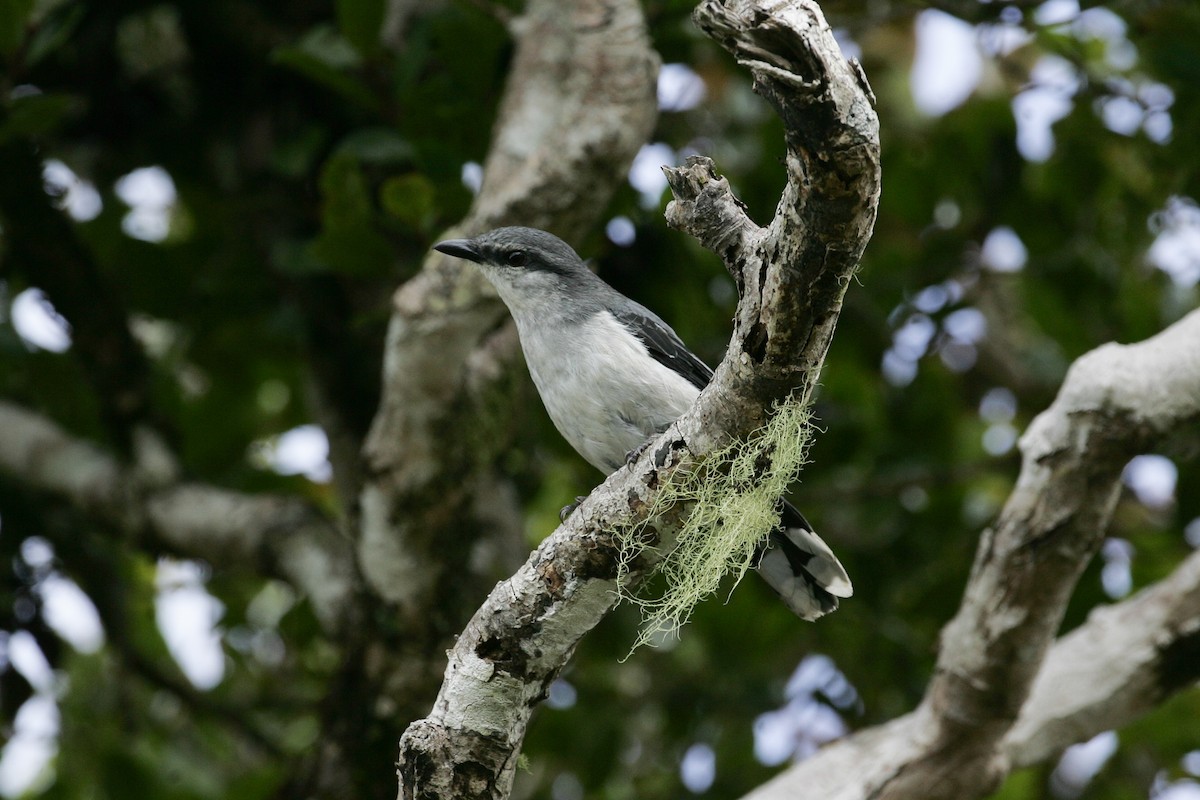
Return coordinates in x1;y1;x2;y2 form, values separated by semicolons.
506;250;528;267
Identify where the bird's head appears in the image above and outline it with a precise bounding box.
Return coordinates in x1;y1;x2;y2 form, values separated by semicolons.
433;227;596;315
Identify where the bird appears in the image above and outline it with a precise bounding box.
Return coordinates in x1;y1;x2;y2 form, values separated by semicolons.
434;226;852;620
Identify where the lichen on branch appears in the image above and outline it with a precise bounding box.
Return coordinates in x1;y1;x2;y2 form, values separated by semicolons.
617;398;814;649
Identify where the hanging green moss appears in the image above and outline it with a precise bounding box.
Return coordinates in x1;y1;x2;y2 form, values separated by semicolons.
617;397;814;651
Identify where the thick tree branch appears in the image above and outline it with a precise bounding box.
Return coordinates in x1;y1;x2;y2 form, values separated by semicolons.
358;0;657;611
909;309;1200;797
396;1;880;797
396;456;696;798
741;308;1200;800
742;550;1200;800
668;0;880;447
356;0;658;734
1005;546;1200;768
0;400;360;634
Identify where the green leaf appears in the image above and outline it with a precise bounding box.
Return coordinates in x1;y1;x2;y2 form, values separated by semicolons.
336;0;386;56
293;22;362;69
273;48;377;112
270;237;330;275
309;224;394;276
24;2;85;67
380;173;435;229
335;128;414;165
270;125;330;178
318;151;372;229
0;0;33;57
306;152;398;275
272;25;378;113
0;92;81;143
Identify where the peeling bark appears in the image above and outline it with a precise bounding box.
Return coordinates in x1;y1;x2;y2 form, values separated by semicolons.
741;309;1200;800
397;477;687;800
359;0;658;619
668;0;880;448
396;1;880;797
1005;547;1200;768
353;5;659;760
0;1;1194;798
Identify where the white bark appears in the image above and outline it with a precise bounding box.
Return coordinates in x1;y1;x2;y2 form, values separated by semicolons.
1005;546;1200;768
744;548;1200;800
0;400;360;633
742;308;1200;800
2;1;1195;798
396;1;881;796
0;0;663;791
359;0;659;607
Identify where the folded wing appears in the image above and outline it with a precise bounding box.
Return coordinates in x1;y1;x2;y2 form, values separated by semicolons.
755;500;853;620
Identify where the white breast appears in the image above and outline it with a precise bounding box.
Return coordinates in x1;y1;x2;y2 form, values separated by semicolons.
514;310;700;472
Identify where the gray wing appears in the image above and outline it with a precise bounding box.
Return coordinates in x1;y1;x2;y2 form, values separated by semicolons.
611;302;853;620
611;305;713;390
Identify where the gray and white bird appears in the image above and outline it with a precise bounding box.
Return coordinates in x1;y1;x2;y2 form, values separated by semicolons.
434;226;852;620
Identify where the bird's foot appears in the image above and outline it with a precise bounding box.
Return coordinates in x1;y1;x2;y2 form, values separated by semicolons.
624;439;653;467
559;495;588;523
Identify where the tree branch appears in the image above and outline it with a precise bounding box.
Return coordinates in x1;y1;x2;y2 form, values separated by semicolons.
667;0;880;448
1005;546;1200;768
396;1;880;796
360;0;659;603
740;308;1200;800
0;400;361;634
357;0;659;721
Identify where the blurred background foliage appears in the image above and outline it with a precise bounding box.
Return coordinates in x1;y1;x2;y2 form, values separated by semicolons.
0;0;1198;798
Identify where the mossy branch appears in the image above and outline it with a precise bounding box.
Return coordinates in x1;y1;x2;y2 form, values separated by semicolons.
617;398;814;649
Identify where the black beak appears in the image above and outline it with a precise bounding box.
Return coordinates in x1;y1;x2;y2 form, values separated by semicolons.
433;238;481;263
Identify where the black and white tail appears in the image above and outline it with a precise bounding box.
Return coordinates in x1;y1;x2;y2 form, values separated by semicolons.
754;500;853;620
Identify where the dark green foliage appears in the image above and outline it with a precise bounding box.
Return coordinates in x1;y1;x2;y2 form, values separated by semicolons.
1;2;1197;799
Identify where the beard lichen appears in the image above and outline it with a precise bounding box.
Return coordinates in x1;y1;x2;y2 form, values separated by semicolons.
616;398;814;651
